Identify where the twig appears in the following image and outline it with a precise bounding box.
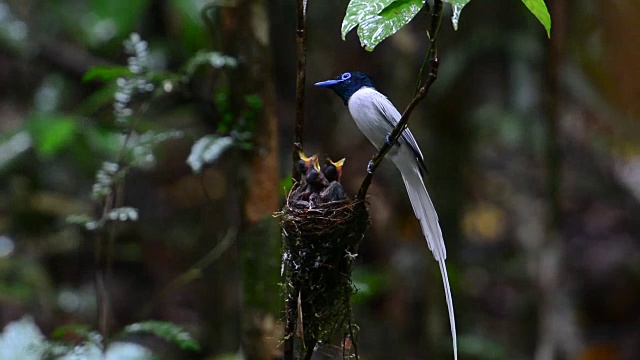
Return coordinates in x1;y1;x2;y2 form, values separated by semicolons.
414;0;443;96
134;228;236;319
292;0;308;181
160;229;236;299
357;1;443;200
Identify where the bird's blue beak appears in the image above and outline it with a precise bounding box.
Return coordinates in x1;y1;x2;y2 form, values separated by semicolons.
314;79;342;87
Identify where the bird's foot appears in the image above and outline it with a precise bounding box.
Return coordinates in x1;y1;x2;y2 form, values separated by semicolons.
385;134;394;146
367;160;374;174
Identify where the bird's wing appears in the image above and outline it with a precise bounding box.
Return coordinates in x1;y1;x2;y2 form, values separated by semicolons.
371;93;429;175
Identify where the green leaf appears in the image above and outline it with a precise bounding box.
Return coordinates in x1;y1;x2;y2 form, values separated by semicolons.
356;0;426;51
521;0;551;38
82;66;130;83
123;321;200;351
27;114;78;157
444;0;471;30
341;0;395;40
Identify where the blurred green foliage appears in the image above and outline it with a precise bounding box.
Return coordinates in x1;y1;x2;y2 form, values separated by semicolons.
168;0;210;54
27;114;77;157
351;268;389;304
42;0;151;48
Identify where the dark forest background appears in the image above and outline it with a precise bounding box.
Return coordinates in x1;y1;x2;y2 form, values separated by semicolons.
0;0;639;359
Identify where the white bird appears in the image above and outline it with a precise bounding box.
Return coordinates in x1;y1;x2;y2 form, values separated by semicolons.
316;71;457;360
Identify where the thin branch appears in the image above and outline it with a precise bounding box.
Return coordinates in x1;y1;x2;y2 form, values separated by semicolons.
135;228;236;320
356;1;443;201
414;0;444;96
292;0;308;181
162;229;236;297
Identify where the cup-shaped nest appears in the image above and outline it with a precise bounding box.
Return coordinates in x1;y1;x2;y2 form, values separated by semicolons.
279;188;370;351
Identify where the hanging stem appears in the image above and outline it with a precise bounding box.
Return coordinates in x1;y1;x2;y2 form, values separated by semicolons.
357;1;444;200
286;3;309;358
292;0;309;181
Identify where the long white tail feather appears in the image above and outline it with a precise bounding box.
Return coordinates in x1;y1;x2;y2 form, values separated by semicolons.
394;154;446;261
439;260;457;360
401;175;435;253
394;153;457;360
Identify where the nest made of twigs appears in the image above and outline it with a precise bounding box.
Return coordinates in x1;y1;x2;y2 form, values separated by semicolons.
278;186;370;352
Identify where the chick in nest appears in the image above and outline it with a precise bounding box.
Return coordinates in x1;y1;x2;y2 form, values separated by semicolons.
294;152;347;206
320;157;346;202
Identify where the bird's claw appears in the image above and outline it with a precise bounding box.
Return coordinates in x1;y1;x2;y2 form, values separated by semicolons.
367;160;374;174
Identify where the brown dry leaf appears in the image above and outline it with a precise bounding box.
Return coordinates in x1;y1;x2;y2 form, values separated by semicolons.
296;291;305;349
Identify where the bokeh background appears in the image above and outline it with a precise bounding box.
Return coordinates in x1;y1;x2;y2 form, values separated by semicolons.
1;0;639;359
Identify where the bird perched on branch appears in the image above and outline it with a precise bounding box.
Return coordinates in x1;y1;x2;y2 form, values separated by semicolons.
316;72;457;359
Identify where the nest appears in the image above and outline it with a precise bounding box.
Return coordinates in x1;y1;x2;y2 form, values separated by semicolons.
279;185;370;352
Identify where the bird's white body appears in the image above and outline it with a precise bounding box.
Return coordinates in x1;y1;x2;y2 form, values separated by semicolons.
348;87;457;360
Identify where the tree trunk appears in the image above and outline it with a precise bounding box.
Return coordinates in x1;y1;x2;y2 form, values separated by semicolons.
220;2;282;359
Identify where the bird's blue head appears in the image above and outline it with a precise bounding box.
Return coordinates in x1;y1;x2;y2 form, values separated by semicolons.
315;72;375;105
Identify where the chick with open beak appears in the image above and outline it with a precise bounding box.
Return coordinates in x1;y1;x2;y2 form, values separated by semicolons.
320;157;346;202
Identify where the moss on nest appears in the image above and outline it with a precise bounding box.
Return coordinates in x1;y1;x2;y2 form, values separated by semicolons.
278;187;370;353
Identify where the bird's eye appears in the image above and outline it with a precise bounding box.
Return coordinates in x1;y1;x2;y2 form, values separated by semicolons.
341;73;351;80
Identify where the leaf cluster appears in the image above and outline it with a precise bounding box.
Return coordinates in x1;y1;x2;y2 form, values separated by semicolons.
342;0;551;51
